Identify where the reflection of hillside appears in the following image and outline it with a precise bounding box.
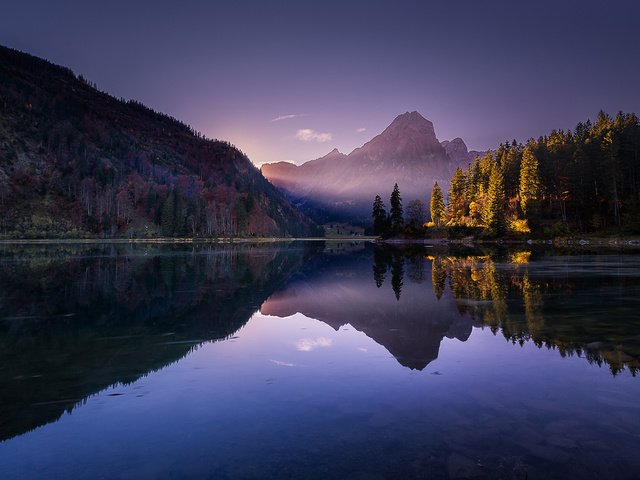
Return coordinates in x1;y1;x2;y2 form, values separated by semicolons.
430;252;640;376
261;246;477;370
0;243;319;442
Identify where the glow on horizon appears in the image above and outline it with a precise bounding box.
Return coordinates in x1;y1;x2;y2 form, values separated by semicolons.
6;2;632;166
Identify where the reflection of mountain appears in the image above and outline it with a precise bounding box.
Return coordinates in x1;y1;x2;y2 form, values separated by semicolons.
261;245;640;377
0;242;320;442
261;246;476;370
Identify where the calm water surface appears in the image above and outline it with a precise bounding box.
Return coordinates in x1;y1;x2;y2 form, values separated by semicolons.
0;242;639;479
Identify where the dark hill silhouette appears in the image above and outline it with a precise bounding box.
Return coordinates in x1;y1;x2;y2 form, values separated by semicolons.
0;45;319;238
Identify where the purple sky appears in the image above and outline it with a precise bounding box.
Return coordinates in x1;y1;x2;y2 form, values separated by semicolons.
2;0;639;165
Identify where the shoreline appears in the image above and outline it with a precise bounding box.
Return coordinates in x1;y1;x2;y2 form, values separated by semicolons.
0;236;378;245
0;235;639;248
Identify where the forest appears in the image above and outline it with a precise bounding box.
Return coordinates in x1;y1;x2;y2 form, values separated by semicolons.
373;111;640;238
0;45;319;238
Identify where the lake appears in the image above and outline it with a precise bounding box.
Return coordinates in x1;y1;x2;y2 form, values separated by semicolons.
0;242;639;479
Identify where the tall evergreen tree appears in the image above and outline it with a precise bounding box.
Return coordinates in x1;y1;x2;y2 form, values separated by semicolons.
448;167;466;221
372;195;388;236
483;162;507;235
430;182;446;227
519;142;541;218
389;183;404;234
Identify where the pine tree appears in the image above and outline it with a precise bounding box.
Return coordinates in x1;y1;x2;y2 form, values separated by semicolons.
448;168;466;222
372;195;388;236
389;183;404;234
483;162;507;235
519;142;541;218
430;182;446;227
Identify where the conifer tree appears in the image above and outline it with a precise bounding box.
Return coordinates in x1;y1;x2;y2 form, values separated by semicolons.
430;182;446;227
372;195;388;236
519;142;541;218
389;183;404;234
483;162;507;235
448;168;466;222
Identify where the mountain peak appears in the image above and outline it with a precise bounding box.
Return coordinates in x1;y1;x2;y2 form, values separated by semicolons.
382;111;436;140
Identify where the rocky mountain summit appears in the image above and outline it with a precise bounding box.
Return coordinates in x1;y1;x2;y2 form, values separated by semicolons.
262;111;481;223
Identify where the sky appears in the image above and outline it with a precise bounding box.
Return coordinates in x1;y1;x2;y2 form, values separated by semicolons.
1;0;639;165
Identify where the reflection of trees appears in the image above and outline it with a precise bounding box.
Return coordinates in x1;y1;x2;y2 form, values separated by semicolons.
444;255;507;329
521;272;544;337
0;242;318;442
371;246;405;300
419;248;639;377
430;251;640;375
372;245;390;288
430;256;447;300
390;252;404;300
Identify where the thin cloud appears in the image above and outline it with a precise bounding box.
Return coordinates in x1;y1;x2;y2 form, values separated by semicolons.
356;127;367;133
270;113;307;123
296;128;332;143
296;337;333;352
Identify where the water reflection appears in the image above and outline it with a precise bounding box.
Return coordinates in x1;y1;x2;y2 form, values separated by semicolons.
1;242;640;479
261;245;479;370
425;249;640;376
0;242;320;442
2;242;639;449
264;244;640;376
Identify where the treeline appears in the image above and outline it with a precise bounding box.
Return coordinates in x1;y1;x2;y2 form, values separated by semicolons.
445;111;640;236
372;111;640;237
371;183;430;236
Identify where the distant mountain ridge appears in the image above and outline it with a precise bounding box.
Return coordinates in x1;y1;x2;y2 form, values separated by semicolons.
0;45;319;238
261;111;483;224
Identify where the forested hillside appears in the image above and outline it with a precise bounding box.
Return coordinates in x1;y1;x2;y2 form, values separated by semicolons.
0;45;320;238
370;111;640;238
400;112;640;236
443;111;640;236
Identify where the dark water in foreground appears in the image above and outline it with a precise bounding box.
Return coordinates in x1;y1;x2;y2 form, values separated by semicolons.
0;242;639;479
